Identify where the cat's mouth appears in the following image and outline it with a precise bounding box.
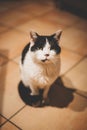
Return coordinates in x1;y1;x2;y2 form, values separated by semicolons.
41;59;49;62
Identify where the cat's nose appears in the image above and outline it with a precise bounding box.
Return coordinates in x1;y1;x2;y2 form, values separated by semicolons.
45;54;49;57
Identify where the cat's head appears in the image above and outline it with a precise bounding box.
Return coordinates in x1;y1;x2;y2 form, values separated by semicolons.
29;30;62;64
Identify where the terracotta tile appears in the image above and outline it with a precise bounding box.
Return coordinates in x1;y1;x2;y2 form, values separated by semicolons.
0;55;8;66
11;106;78;130
13;56;21;64
16;18;66;35
0;116;6;126
10;74;87;130
49;76;87;109
16;1;54;16
0;10;33;26
62;58;87;92
0;1;22;11
68;92;87;130
0;1;54;26
36;14;67;29
71;110;87;130
68;93;87;130
0;25;9;33
41;9;79;26
60;48;82;75
1;122;19;130
0;29;29;59
11;93;87;130
68;92;87;112
61;27;87;56
74;19;87;32
0;61;25;118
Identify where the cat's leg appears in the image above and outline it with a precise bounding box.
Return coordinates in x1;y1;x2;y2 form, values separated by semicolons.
42;86;50;104
29;85;39;96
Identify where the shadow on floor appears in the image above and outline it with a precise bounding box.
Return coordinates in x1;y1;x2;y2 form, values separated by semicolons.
18;76;87;111
49;77;75;108
18;81;43;107
49;77;87;111
18;77;75;108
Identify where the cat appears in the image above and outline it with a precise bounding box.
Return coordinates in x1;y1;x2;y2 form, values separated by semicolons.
20;30;62;104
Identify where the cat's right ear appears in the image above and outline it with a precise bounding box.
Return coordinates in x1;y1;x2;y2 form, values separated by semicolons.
52;30;62;41
30;31;38;41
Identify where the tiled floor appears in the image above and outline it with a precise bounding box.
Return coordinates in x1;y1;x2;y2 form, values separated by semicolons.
0;0;87;130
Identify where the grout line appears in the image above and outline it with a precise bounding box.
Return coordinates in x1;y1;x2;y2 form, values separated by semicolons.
0;105;26;128
8;105;26;120
61;56;87;99
0;61;9;67
10;60;19;65
43;8;80;29
0;57;9;67
0;8;54;34
0;114;8;127
61;46;87;57
7;120;22;130
0;120;22;130
7;55;21;65
0;53;9;60
0;7;83;37
75;91;87;99
61;56;86;77
0;23;15;34
0;1;30;14
0;120;8;127
0;58;18;67
0;1;85;35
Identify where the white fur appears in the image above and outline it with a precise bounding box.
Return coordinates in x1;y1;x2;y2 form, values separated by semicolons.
20;39;61;99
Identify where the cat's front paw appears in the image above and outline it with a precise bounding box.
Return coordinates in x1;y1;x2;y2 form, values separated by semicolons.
30;92;39;96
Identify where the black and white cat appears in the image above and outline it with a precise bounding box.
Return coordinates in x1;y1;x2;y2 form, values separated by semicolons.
20;30;62;104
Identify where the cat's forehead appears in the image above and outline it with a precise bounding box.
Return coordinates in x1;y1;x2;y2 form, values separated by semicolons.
30;35;61;53
36;35;55;43
45;38;51;47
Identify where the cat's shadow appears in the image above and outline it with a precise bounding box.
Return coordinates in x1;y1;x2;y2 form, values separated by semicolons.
49;77;75;107
18;77;75;108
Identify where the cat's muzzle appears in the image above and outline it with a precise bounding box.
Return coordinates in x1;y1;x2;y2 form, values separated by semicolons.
41;59;48;62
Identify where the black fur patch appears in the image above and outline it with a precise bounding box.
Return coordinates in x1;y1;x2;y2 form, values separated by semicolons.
31;36;46;51
21;35;61;64
47;36;61;54
31;35;61;54
21;43;30;64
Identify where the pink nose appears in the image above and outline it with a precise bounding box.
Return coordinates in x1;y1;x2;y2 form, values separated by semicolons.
45;54;49;57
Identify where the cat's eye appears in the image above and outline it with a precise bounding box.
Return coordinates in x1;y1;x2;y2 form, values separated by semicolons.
36;47;39;50
36;47;43;50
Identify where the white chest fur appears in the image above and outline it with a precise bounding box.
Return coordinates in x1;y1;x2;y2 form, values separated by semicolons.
20;52;60;89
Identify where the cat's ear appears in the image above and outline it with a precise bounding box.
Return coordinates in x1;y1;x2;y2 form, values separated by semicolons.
30;31;39;41
52;30;62;41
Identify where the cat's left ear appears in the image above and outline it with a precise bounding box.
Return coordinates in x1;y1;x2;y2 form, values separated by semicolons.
30;31;39;41
52;30;62;41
